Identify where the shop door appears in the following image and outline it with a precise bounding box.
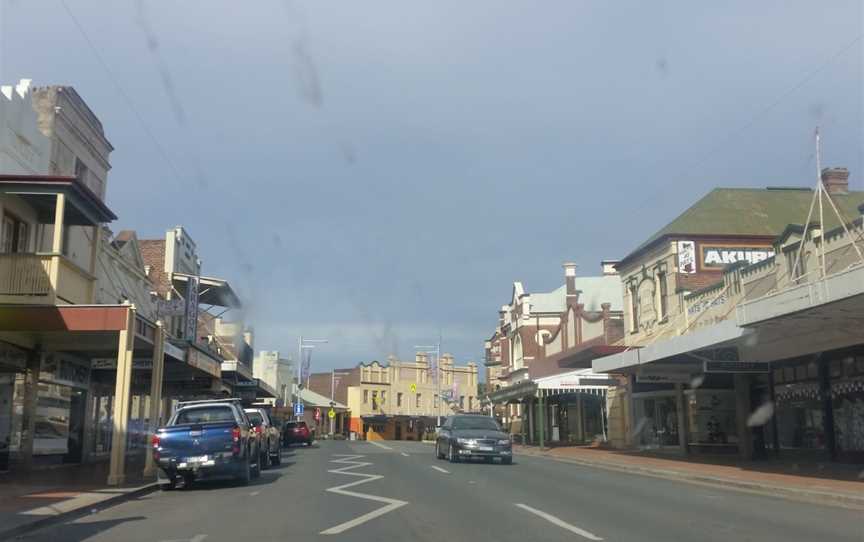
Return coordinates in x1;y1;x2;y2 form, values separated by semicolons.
0;375;13;471
394;421;402;440
637;396;679;449
63;389;86;463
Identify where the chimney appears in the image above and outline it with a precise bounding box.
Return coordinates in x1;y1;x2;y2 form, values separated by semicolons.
563;262;578;296
821;167;849;195
601;260;620;276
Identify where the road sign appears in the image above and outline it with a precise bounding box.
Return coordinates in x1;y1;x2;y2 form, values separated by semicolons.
314;407;321;421
294;402;305;416
410;383;417;393
328;408;335;419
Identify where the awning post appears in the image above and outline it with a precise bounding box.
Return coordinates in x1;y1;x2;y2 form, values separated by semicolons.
107;306;136;486
144;321;166;478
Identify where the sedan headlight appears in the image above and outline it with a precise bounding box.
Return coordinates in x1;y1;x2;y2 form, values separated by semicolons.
456;438;477;446
497;439;511;446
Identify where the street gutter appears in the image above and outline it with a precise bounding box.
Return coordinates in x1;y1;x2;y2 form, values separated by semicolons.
516;448;864;511
0;483;159;540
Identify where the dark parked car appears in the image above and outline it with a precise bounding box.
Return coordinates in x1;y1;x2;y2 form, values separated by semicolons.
152;399;261;488
283;420;312;446
435;414;512;464
244;407;281;468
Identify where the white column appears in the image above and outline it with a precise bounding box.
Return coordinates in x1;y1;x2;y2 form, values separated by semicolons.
143;322;165;478
107;306;136;486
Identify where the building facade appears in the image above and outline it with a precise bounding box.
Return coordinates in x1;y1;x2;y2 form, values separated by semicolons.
595;169;864;463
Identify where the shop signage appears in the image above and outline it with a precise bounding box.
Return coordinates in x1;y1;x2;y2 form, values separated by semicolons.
91;358;153;370
164;342;186;362
677;241;696;274
703;361;769;374
700;245;774;269
636;367;692;384
183;275;200;341
0;342;27;371
156;297;186;318
186;347;221;377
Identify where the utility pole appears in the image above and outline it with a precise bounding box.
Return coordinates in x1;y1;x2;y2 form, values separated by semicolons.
296;336;328;421
329;369;335;437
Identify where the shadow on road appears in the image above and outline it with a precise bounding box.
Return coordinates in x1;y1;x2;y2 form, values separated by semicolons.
17;516;147;542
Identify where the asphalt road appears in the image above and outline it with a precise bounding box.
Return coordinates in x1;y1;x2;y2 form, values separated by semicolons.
11;440;863;542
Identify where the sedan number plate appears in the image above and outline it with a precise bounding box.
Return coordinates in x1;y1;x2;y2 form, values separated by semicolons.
185;455;209;463
478;446;493;452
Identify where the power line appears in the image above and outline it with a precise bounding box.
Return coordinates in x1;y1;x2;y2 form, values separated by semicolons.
628;32;863;212
59;0;189;190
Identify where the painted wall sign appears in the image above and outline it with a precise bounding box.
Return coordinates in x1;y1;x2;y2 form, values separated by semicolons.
677;241;696;274
183;275;200;341
701;246;774;269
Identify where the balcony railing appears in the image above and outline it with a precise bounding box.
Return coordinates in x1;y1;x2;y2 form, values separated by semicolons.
0;252;94;304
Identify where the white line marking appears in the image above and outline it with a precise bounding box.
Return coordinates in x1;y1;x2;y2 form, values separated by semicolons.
430;466;450;474
515;504;603;540
367;440;393;450
249;491;260;496
320;454;408;535
400;452;409;457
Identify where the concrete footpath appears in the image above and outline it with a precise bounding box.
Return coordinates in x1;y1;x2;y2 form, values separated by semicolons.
514;444;864;508
0;457;157;540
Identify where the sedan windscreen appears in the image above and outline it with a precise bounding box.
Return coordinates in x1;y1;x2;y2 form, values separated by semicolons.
452;417;503;431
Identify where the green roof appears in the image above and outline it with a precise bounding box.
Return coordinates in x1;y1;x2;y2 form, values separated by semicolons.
621;188;864;265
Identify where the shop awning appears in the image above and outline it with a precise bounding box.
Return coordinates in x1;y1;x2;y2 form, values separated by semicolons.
485;380;538;404
530;339;629;379
534;368;620;390
592;320;746;374
221;359;253;381
299;388;348;409
172;273;242;308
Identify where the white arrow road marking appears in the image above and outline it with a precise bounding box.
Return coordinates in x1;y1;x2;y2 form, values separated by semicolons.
367;440;393;450
430;466;450;474
515;504;603;540
320;454;408;535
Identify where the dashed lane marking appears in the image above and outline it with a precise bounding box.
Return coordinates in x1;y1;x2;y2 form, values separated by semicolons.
400;452;409;457
249;491;260;496
320;454;408;535
367;440;393;450
430;466;450;474
515;503;603;540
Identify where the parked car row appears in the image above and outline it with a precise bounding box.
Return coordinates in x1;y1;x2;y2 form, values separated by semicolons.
151;399;286;489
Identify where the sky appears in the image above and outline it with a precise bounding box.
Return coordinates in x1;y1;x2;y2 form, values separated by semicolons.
1;1;861;372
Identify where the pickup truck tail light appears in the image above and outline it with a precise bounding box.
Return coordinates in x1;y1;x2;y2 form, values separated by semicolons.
231;425;241;455
151;434;160;461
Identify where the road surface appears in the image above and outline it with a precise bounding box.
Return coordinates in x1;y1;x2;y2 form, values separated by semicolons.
13;440;862;542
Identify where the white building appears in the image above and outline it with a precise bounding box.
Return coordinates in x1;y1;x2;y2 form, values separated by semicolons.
0;79;50;175
253;351;295;406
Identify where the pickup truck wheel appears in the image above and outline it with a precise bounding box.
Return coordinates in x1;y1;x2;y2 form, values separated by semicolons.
260;447;269;470
238;456;251;486
251;452;261;479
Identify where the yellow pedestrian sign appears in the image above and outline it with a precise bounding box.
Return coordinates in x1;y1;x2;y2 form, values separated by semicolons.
328;408;335;419
410;383;417;393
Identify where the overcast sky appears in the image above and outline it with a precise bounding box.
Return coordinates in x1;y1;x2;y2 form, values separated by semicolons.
1;1;861;372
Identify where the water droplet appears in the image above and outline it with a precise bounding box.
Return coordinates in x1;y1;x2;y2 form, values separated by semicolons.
746;402;774;427
689;375;705;389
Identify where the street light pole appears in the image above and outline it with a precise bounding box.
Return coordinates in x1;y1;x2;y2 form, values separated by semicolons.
296;336;328;421
415;343;441;425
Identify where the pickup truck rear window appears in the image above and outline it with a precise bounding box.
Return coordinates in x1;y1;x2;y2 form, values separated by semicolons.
246;412;263;426
174;406;236;424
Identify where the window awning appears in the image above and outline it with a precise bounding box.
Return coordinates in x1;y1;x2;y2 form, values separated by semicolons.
172;273;242;308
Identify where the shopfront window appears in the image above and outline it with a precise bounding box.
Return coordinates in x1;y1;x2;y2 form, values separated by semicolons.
831;355;864;460
634;395;679;448
774;359;826;450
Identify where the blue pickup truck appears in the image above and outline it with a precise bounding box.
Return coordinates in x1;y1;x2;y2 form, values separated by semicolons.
151;399;261;489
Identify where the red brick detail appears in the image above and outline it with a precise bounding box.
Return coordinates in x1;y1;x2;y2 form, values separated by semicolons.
139;240;169;296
